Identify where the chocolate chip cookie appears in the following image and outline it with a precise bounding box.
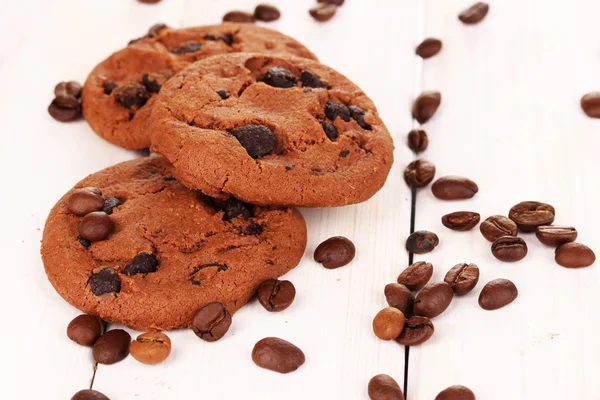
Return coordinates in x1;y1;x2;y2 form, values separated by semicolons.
41;156;307;331
149;53;394;207
82;23;317;150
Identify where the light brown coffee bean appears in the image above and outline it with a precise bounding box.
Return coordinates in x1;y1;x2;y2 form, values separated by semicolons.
413;282;453;318
396;316;434;346
441;211;480;231
555;242;596;268
130;332;171;365
508;201;555;232
252;337;305;373
407;129;428;153
444;263;479;295
478;279;518;310
397;261;433;291
581;92;600;118
404;160;436;188
458;2;489;24
416;38;442;59
536;226;577;247
373;307;406;340
67;314;102;346
368;374;405;400
435;385;476;400
412;91;441;124
432;176;478;200
93;329;131;364
67;188;105;216
314;236;356;269
384;283;415;316
309;3;337;22
480;215;518;242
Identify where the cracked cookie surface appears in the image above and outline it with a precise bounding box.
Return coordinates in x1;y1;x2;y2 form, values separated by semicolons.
41;156;307;331
149;53;394;207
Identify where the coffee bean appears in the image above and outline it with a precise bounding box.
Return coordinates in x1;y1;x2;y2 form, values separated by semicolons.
397;261;433;291
368;374;405;400
222;198;254;220
123;252;159;275
435;385;476;400
581;92;600;118
113;83;150;110
491;236;527;262
349;105;371;130
67;315;102;346
459;2;489;24
404;159;436;188
384;283;415;316
257;279;296;312
416;38;442;59
444;263;479;295
102;197;121;215
478;279;518;310
252;337;305;373
314;236;356;269
192;302;232;342
480;215;518;242
431;176;478;200
48;94;81;122
406;230;439;254
93;329;131;364
79;212;114;242
407;129;428;153
441;211;480;231
262;67;297;89
413;282;453;319
508;201;555;232
254;4;280;22
412;91;441;124
396;316;434;346
142;71;171;93
89;268;120;296
138;0;162;3
536;226;577;247
223;11;256;23
325;101;351;122
148;23;168;37
322;122;338;140
71;389;110;400
103;82;117;95
67;188;105;216
55;81;82;98
232;124;276;158
216;89;230;99
555;242;596;268
373;307;406;340
301;70;329;89
130;331;171;365
310;4;337;22
318;0;344;5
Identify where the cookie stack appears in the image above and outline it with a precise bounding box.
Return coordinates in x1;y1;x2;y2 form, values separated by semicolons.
42;23;394;331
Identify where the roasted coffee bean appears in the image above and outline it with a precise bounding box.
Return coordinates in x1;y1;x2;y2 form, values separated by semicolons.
368;374;405;400
322;122;338;140
67;314;102;346
257;279;296;312
404;159;436;188
416;38;442;59
431;176;478;200
325;101;351;122
171;42;202;54
555;242;596;268
412;91;441;124
310;4;337;22
216;89;230;99
192;302;232;342
113;83;150;109
459;2;489;24
396;316;434;346
93;329;130;364
103;82;117;95
314;236;356;269
55;81;82;98
536;226;577;247
413;282;453;319
509;201;555;232
130;331;171;365
102;197;121;215
349;105;371;130
254;4;280;22
89;268;120;296
384;283;415;316
71;389;110;400
373;307;406;340
441;211;480;231
222;198;254;220
232;124;276;158
406;230;439;254
223;11;256;23
48;94;81;122
263;67;297;88
479;279;518;310
79;211;114;242
581;92;600;118
397;261;433;291
148;23;168;37
435;385;476;400
301;70;329;88
318;0;344;5
123;253;159;275
480;215;518;242
138;0;162;3
142;71;171;93
491;236;527;262
407;129;428;153
67;188;105;216
252;337;305;373
444;263;479;295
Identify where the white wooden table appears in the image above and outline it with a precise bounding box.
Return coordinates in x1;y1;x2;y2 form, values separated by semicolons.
0;0;598;398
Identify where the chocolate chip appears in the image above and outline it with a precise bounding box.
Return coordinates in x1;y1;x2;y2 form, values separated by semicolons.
103;82;117;95
123;253;159;276
254;4;281;22
71;389;110;400
310;3;337;22
223;198;255;221
243;222;264;235
407;129;428;152
325;101;351;122
89;268;120;296
412;91;441;124
113;83;150;110
55;81;82;98
581;92;600;118
67;188;105;216
48;94;81;122
220;33;234;46
322;122;338;140
406;230;439;254
232;124;276;158
252;337;305;373
102;198;121;215
458;2;490;24
142;71;171;93
416;38;443;59
216;89;230;99
79;212;114;242
262;67;298;88
339;149;350;157
368;374;405;400
223;11;256;23
300;70;329;88
314;236;356;269
192;302;232;342
171;42;203;54
148;23;167;37
404;159;436;188
93;329;130;365
257;279;296;312
67;315;102;346
189;264;228;286
348;105;371;130
78;236;91;248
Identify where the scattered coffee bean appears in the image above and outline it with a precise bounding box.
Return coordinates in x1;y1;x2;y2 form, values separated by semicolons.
404;159;436;188
254;4;280;22
48;94;81;122
222;198;254;221
407;129;428;153
142;71;171;93
93;329;131;364
396;316;434;346
113;83;150;110
413;282;453;319
192;302;232;342
79;211;114;242
349;105;371;130
223;11;256;23
416;38;442;59
89;268;120;296
406;230;439;254
441;211;480;231
252;337;305;373
263;67;297;88
508;201;555;232
435;385;476;400
322;122;338;140
478;279;518;310
310;3;337;22
301;70;329;89
555;242;596;268
314;236;356;269
232;124;276;158
67;188;105;216
102;197;121;215
491;236;527;262
431;176;478;200
444;263;479;295
368;374;405;400
581;92;600;118
71;389;110;400
373;307;406;340
536;226;577;247
397;261;433;291
480;215;518;242
55;81;82;98
67;315;102;346
130;331;171;365
123;253;159;275
384;283;415;316
325;101;351;122
458;2;489;24
412;91;441;124
103;82;117;95
148;23;168;37
318;0;344;5
257;279;296;312
216;89;230;100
